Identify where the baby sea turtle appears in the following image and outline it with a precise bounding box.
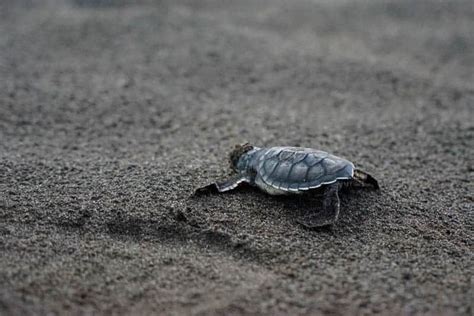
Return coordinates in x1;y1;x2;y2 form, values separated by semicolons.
196;143;379;227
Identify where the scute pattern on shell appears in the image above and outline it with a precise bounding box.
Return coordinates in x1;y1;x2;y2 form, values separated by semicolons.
257;147;354;192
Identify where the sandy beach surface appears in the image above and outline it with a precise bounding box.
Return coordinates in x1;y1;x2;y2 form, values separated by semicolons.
0;0;472;315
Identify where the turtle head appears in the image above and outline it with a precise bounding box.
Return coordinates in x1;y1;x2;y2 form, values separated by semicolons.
230;142;254;172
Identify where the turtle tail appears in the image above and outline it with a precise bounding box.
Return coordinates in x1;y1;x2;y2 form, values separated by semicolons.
353;169;380;190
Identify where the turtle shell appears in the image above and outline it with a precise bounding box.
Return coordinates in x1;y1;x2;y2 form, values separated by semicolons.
256;147;354;192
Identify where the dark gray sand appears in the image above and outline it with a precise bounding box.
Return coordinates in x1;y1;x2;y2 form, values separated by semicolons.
1;0;473;315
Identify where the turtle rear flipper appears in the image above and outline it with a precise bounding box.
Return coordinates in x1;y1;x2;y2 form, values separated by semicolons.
352;169;379;190
194;175;249;195
297;183;340;227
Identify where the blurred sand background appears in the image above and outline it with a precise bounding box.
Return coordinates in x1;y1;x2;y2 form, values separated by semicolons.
0;0;472;315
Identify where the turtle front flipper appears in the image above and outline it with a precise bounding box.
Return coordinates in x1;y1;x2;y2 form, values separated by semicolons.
194;175;249;195
297;183;341;228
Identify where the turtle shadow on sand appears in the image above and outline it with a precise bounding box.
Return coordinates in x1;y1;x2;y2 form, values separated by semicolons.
273;186;380;231
193;182;379;231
